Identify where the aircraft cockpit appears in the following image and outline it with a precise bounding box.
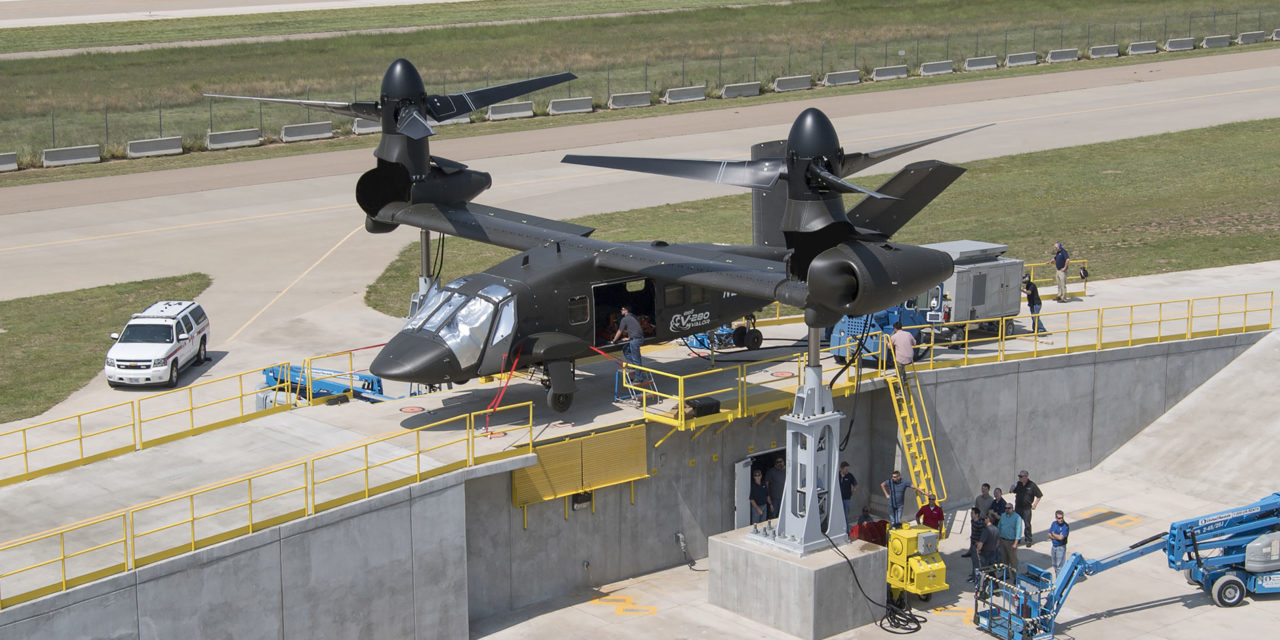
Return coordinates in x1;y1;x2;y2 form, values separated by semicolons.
375;277;517;383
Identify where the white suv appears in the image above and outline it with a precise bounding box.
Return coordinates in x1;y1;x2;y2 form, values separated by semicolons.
105;301;211;388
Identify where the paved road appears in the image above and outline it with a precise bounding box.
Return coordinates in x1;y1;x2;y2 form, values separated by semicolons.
3;49;1280;426
0;0;465;27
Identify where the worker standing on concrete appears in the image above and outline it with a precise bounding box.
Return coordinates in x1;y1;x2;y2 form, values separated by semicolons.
966;508;987;583
765;456;786;519
1049;510;1070;576
915;494;944;533
1046;242;1070;302
881;469;926;529
1010;470;1043;545
749;469;769;524
998;503;1023;570
989;487;1008;520
838;461;858;527
1021;273;1047;333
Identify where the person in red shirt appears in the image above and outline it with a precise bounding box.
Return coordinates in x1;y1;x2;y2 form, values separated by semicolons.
915;494;945;533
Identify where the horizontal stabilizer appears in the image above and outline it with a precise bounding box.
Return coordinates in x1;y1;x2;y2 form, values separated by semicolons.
846;160;966;238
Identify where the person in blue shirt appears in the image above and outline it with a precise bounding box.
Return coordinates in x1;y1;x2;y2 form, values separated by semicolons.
997;503;1024;571
839;461;858;527
1046;242;1071;302
1049;510;1070;574
880;470;927;529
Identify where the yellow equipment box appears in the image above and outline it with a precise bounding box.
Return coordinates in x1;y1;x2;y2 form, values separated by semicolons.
886;524;948;599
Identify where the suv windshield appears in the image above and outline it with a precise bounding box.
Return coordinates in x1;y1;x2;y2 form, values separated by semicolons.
118;324;173;344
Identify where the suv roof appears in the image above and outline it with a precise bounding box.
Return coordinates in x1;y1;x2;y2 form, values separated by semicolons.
131;301;199;321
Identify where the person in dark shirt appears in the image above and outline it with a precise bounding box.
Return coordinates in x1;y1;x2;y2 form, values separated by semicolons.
977;512;1001;580
1046;242;1070;302
749;469;770;523
989;487;1008;521
612;305;648;382
1010;470;1043;545
765;456;786;518
1021;273;1047;333
838;461;858;526
967;507;987;583
915;494;944;532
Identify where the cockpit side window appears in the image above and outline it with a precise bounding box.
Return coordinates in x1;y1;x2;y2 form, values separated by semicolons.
567;295;589;325
492;300;516;345
424;294;465;332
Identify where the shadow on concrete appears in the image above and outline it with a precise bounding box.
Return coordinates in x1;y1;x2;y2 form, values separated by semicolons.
1057;592;1209;631
470;586;611;637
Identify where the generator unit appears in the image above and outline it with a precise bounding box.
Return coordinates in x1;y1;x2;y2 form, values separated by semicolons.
921;240;1023;327
886;524;949;603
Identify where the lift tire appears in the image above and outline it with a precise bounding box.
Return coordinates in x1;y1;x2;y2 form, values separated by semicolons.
547;391;574;413
1184;569;1198;586
745;328;763;350
1211;574;1246;607
731;326;748;348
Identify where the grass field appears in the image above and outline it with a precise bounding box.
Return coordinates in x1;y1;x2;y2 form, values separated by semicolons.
366;117;1280;316
3;0;1277;165
0;274;212;423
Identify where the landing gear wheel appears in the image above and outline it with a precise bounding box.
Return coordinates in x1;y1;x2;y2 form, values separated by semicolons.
547;391;573;413
1211;574;1245;607
731;326;748;348
197;338;207;364
744;328;763;350
165;361;179;388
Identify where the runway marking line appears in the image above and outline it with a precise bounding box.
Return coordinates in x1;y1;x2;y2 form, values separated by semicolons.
932;605;975;625
590;595;657;615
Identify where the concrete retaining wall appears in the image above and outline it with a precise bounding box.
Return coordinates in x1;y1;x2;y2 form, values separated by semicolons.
125;136;183;159
963;56;998;71
1201;34;1232;48
1164;37;1195;52
41;144;100;168
871;65;908;81
920;60;953;76
1045;48;1079;63
487;101;535;121
1128;40;1158;55
1237;30;1266;45
1006;51;1038;67
720;81;760;98
1088;44;1119;58
822;69;860;86
280;121;333;143
771;75;811;92
352;118;380;135
0;152;16;172
548;96;593;115
2;332;1260;638
206;128;261;150
607;91;651;109
662;85;706;104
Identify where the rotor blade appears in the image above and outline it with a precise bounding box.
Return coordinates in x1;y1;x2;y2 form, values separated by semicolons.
424;72;576;122
561;155;782;190
810;164;898;200
203;94;380;120
396;107;435;140
838;123;993;176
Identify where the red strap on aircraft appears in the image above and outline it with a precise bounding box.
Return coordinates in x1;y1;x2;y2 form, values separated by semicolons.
485;344;524;429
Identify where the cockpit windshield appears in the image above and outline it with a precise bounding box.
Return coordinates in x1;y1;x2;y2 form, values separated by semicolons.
437;297;495;368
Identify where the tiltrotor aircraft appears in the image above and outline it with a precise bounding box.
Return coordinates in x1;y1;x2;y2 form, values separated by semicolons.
209;59;979;412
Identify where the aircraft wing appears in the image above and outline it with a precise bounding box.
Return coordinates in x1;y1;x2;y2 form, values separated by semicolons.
371;200;808;306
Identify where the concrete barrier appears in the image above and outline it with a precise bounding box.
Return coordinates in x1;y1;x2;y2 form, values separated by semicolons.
280;121;333;143
1236;30;1266;45
486;101;534;121
352;118;380;135
0;152;17;172
607;91;651;109
919;60;953;76
771;75;811;92
720;81;761;98
206;128;261;150
963;55;998;71
870;65;908;81
1164;37;1195;51
126;136;183;159
1046;48;1079;63
1201;34;1231;49
1088;44;1119;59
1006;51;1038;67
662;85;706;104
1127;40;1159;55
41;144;100;168
821;69;860;86
548;96;593;115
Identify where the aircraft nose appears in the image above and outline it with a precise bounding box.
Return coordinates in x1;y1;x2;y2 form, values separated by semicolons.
370;332;463;383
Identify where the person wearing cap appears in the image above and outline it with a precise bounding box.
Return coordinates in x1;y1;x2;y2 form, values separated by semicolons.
1045;242;1070;302
1021;273;1047;334
997;502;1023;570
1010;470;1043;546
915;493;944;533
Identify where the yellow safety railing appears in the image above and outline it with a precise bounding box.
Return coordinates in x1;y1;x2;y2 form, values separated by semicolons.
1025;258;1090;299
300;350;359;405
0;400;534;610
137;362;292;448
0;401;135;488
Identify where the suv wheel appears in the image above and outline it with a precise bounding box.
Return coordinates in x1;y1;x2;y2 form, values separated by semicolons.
197;338;207;364
166;361;179;388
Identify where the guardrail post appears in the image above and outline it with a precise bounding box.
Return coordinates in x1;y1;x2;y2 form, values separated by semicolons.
132;401;141;451
59;532;68;590
247;481;255;532
187;386;195;432
188;496;196;553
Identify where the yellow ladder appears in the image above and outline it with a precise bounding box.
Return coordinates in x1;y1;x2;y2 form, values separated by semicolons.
884;369;947;510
